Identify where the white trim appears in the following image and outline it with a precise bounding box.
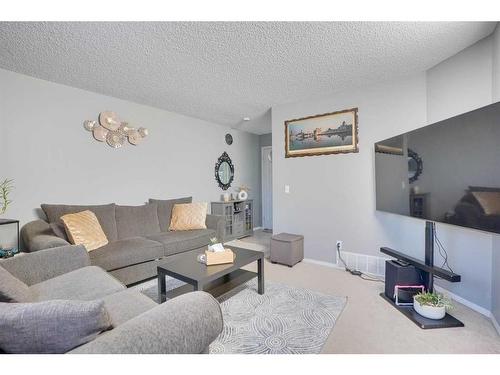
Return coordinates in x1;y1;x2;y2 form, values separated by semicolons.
491;314;500;335
253;226;263;231
303;258;345;271
434;285;491;317
261;145;273;230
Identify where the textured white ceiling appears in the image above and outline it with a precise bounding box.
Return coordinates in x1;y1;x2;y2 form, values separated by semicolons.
0;22;496;134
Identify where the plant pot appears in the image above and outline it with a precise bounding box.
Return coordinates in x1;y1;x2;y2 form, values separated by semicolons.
413;296;446;320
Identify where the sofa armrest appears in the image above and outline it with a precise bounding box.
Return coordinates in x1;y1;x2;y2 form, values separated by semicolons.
206;214;224;241
21;219;70;252
70;291;223;354
0;245;90;286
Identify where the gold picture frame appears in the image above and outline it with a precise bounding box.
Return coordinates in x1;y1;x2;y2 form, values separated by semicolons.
285;107;359;158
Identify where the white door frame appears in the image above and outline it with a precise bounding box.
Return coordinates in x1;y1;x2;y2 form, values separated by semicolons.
261;146;273;230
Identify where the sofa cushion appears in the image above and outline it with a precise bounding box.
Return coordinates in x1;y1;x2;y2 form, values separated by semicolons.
100;289;157;326
61;210;109;251
89;237;164;271
115;204;161;239
0;300;111;354
149;197;192;231
146;229;215;256
0;266;33;302
41;203;118;242
169;202;208;231
31;266;125;301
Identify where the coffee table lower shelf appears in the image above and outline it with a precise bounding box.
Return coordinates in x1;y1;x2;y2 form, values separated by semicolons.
161;268;257;301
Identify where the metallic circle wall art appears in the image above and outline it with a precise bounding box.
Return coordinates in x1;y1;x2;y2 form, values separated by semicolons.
99;111;120;131
83;120;97;131
118;122;131;136
92;124;109;142
138;127;149;138
106;131;125;148
83;112;150;149
127;129;142;145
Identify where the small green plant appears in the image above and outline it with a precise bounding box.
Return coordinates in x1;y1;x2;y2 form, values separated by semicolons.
0;179;14;215
414;291;453;309
209;237;219;245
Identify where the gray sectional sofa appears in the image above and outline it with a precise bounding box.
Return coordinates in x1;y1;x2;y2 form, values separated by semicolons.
0;245;223;353
21;197;225;285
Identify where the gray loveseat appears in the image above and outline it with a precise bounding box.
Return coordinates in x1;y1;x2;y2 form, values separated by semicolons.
0;245;223;353
21;197;224;285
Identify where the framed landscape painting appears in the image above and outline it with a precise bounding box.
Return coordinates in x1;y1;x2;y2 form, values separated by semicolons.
285;107;359;158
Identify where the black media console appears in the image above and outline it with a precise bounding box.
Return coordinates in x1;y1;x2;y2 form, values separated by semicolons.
379;221;464;329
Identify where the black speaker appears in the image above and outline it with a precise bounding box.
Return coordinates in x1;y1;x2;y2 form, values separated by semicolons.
384;260;423;303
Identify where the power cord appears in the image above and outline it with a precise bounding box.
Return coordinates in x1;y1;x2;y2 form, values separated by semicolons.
336;243;384;283
434;229;454;273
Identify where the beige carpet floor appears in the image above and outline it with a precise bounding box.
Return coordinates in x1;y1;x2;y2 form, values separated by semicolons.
236;230;500;354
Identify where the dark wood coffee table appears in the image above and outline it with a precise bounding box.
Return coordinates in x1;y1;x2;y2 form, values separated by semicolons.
157;246;264;303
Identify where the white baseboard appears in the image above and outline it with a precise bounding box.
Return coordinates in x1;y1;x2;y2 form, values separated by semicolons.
303;258;344;271
491;314;500;335
433;285;491;317
253;227;263;231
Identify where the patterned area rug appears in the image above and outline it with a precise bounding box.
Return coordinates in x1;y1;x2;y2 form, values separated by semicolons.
133;278;347;354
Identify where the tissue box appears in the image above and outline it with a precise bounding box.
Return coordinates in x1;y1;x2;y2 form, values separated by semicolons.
205;248;235;265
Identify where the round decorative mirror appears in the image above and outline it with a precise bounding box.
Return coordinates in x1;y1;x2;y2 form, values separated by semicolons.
408;148;423;183
215;152;234;190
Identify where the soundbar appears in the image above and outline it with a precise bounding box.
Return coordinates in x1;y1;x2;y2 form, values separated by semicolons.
380;247;461;282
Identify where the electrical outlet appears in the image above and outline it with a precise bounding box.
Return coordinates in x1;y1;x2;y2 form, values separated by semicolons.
336;240;343;251
284;185;290;194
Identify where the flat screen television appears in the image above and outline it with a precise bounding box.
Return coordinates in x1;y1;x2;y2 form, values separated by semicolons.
375;101;500;234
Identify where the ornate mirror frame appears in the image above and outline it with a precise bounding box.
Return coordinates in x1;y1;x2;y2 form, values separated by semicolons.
215;151;235;190
408;148;423;183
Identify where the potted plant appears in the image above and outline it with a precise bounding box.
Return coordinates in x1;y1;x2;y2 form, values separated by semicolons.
413;291;453;320
0;178;14;215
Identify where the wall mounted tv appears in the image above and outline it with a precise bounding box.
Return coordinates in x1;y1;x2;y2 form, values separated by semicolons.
375;101;500;234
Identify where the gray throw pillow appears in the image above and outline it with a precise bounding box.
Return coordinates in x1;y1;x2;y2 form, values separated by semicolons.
149;197;192;231
50;222;69;241
0;266;33;303
0;300;111;353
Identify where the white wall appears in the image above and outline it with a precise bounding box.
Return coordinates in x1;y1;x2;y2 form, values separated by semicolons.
0;68;261;230
272;73;427;263
426;37;493;124
272;34;497;309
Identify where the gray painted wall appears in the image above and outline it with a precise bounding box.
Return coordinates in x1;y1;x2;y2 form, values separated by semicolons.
260;133;272;148
272;34;497;310
0;68;261;232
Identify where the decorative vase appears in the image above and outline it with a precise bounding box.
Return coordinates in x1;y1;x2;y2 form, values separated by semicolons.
413;297;446;320
238;190;248;201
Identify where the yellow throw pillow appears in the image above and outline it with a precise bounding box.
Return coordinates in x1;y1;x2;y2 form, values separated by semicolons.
169;202;208;231
471;191;500;215
61;210;109;251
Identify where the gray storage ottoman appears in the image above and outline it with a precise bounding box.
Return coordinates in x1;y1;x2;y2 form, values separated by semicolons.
270;233;304;267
